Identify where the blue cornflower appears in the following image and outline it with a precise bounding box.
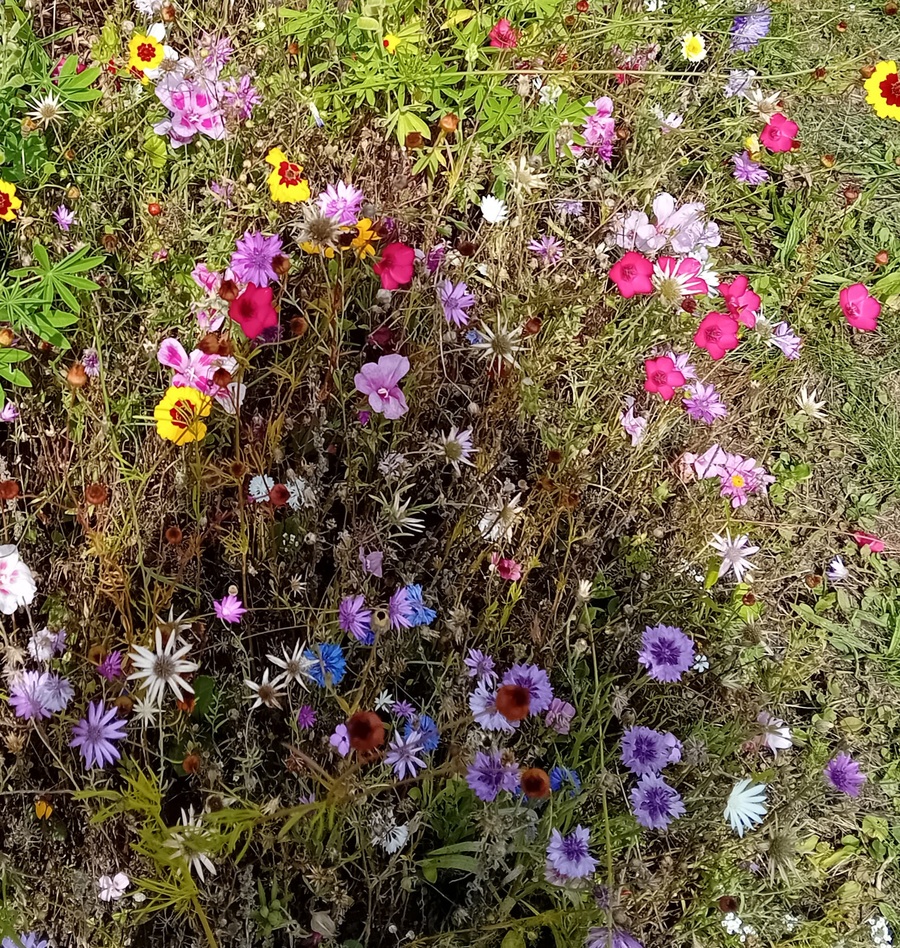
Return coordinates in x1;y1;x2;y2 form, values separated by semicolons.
303;643;346;687
404;584;437;626
407;713;439;752
549;766;582;797
730;4;771;52
465;329;484;345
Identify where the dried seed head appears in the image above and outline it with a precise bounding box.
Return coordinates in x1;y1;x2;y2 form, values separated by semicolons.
495;684;531;722
269;483;290;507
0;480;19;500
66;362;88;388
219;279;240;301
520;767;551;798
85;483;109;505
346;711;385;752
165;525;183;545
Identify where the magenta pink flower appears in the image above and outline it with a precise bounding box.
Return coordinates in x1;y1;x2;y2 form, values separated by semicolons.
488;18;518;48
853;531;885;553
230;283;278;339
610;251;654;298
373;243;415;290
158;339;217;389
694;312;740;360
839;283;881;331
760;113;799;153
354;354;410;419
719;275;761;328
644;355;686;401
214;593;247;623
490;553;523;581
651;256;708;303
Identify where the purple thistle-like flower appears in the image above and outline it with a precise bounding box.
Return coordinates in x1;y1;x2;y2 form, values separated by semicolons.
70;700;128;769
621;725;673;775
546;825;596;879
9;671;54;720
222;74;261;121
630;773;685;829
502;663;553;714
730;5;772;52
586;928;644;948
230;231;283;287
385;729;427;780
81;347;100;377
683;381;728;424
465;648;497;683
53;205;75;232
425;244;446;273
317;181;365;226
297;705;316;728
389;586;415;630
339;594;373;644
767;321;802;360
732;150;770;185
97;650;124;682
638;625;695;682
528;235;564;266
466;750;519;801
824;752;867;796
438;280;476;327
392;700;416;720
214;593;247;624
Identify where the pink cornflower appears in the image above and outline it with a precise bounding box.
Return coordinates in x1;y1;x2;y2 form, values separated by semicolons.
489;553;523;581
683;381;728;424
317;181;365;226
760;113;799;153
719;275;761;327
373;243;415;290
354;354;410;419
488;18;518;48
853;531;885;553
718;453;772;508
839;283;881;331
214;593;247;624
230;231;283;287
694;312;740;360
644;355;686;401
53;205;76;232
610;251;654;298
651;256;708;305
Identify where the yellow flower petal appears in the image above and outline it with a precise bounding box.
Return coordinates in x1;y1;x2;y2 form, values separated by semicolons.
154;386;211;444
0;180;22;222
128;34;164;72
865;61;900;121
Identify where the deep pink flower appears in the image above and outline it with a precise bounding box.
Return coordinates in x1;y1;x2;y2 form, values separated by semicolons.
373;243;415;290
839;283;881;331
760;113;799;153
694;312;740;360
488;18;518;48
229;283;278;339
490;553;523;581
354;354;410;419
644;355;686;401
853;531;885;553
719;275;761;328
610;251;654;298
214;593;247;623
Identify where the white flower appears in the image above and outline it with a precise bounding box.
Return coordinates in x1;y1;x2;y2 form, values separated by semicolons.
644;0;664;9
134;0;164;15
249;474;275;503
470;319;524;371
132;697;162;727
710;531;759;582
98;872;130;901
267;641;314;689
506;155;547;195
724;778;768;836
285;475;313;510
28;627;57;662
478;492;523;543
27;92;67;127
245;668;287;710
827;556;849;582
651;104;684;133
128;627;199;706
680;32;707;62
744;87;782;123
141;24;179;80
796;386;826;420
757;711;792;754
0;545;37;615
575;579;593;601
381;822;409;853
480;195;509;225
538;82;563;105
692;654;710;672
165;806;216;882
620;396;648;447
374;689;394;711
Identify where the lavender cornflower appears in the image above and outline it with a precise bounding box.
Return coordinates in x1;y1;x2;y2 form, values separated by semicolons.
53;205;75;231
824;752;867;796
359;548;384;577
620;725;674;775
389;587;415;630
586;928;644;948
502;663;553;714
638;625;695;682
683;381;728;424
554;199;584;218
438;280;476;327
730;5;771;52
546;825;596;879
528;235;564;266
229;231;283;287
465;648;497;683
9;671;54;720
666;351;697;381
392;700;416;720
97;650;124;681
339;594;373;644
385;730;427;779
81;347;101;377
222;74;261;121
545;697;576;734
70;700;128;768
466;750;519;801
767;320;802;360
297;705;316;728
723;69;756;98
2;934;48;948
317;181;365;226
404;584;436;626
630;773;686;829
199;32;233;69
732;150;770;185
41;672;74;712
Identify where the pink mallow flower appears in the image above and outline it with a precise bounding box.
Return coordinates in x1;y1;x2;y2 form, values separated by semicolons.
488;18;518;48
373;243;415;290
610;251;654;298
354;354;410;419
839;283;881;332
651;256;708;305
853;531;885;554
214;593;247;623
694;312;740;360
158;339;217;390
719;275;761;328
644;355;686;401
718;453;774;508
760;113;799;153
489;553;523;581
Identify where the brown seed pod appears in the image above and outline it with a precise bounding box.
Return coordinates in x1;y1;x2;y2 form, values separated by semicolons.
821;154;836;168
182;753;202;775
197;333;220;354
860;64;876;79
439;113;459;133
718;896;739;913
495;684;531;722
547;449;563;465
218;279;240;302
875;249;890;266
212;367;233;388
346;711;385;753
66;362;88;388
0;480;20;500
0;327;14;346
84;483;109;505
114;696;134;714
521;767;552;799
272;254;292;277
523;317;542;335
165;525;183;545
290;316;309;337
405;132;424;149
100;234;118;253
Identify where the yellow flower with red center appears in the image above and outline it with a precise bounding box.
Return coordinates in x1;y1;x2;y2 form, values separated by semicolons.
865;61;900;121
265;147;311;203
128;29;165;73
154;386;211;444
0;180;22;222
382;34;402;53
352;218;380;258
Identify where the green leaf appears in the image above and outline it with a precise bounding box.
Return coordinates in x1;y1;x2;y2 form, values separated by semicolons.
144;132;168;169
192;675;218;719
0;365;31;387
501;932;526;948
356;15;381;29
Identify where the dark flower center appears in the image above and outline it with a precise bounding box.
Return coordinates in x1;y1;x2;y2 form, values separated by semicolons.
621;264;636;279
705;326;721;342
880;72;900;106
634;736;656;763
278;161;301;185
167;401;194;429
650;638;679;666
562;837;587;860
652;370;668;385
137;42;157;63
642;786;671;817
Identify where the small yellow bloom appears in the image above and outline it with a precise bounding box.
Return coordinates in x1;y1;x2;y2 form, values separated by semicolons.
680;32;707;63
300;241;337;258
382;33;402;53
265;147;311;204
0;179;22;222
743;133;761;161
128;32;164;73
352;218;380;258
35;799;54;820
865;61;900;121
154;386;211;444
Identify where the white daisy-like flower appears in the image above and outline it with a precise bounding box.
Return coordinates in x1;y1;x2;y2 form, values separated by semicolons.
127;628;199;706
680;32;707;62
724;778;767;836
744;87;782;123
827;556;849;582
141;24;179;80
248;474;275;503
381;822;409;854
134;0;164;16
245;668;287;710
796;386;826;421
470;319;524;371
437;426;476;474
285;474;313;510
710;531;759;582
165;806;217;882
132;696;163;727
27;627;58;662
267;641;314;689
27;92;67;128
480;195;509;225
374;689;394;711
506;155;547;196
757;711;792;754
478;492;523;543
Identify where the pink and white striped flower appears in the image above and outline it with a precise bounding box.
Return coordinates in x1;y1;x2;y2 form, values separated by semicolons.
651;255;709;305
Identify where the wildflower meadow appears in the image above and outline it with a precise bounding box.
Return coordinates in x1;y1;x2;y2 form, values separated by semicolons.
2;0;900;945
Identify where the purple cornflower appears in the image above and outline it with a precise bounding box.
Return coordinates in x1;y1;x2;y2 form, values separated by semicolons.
546;825;596;879
554;200;584;218
425;244;446;273
97;650;124;682
470;680;517;732
389;586;415;630
438;280;476;327
528;235;564;266
229;231;283;287
81;348;100;377
359;548;384;577
339;594;373;644
824;752;866;797
385;730;427;780
545;697;576;734
667;351;697;381
0;402;19;422
222;74;261;121
465;648;497;683
214;593;247;624
199;32;233;69
41;672;73;712
630;773;685;829
465;750;519;801
392;700;416;720
683;381;728;424
730;5;771;51
732;151;770;185
724;69;756;98
297;705;316;728
53;205;75;231
767;320;802;360
621;725;674;775
70;700;128;769
638;625;695;682
586;928;644;948
9;671;54;720
317;181;365;226
502;663;554;714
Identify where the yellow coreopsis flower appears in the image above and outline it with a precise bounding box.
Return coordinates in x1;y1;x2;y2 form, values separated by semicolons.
154;386;211;444
0;180;22;222
128;28;165;73
743;133;761;161
680;32;707;63
382;33;402;53
265;147;311;203
352;218;380;258
865;61;900;121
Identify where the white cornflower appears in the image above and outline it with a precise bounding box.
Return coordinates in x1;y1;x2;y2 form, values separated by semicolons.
27;92;67;128
827;556;849;582
724;778;768;836
0;545;37;615
378;452;409;479
796;386;826;421
692;654;710;672
245;668;287;710
374;689;394;711
380;821;409;854
575;579;593;601
128;628;199;706
134;0;163;15
132;697;162;727
437;426;476;474
97;872;130;902
248;474;275;503
478;492;523;543
470;319;524;371
267;641;314;689
165;807;217;882
744;87;782;123
757;711;792;754
651;104;684;133
27;627;58;662
538;82;563;106
710;531;759;582
480;195;509;225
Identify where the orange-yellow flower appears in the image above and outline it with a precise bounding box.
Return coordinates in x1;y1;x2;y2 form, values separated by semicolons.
352;218;380;258
0;180;22;222
865;61;900;121
128;30;165;73
154;386;211;444
265;147;311;203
